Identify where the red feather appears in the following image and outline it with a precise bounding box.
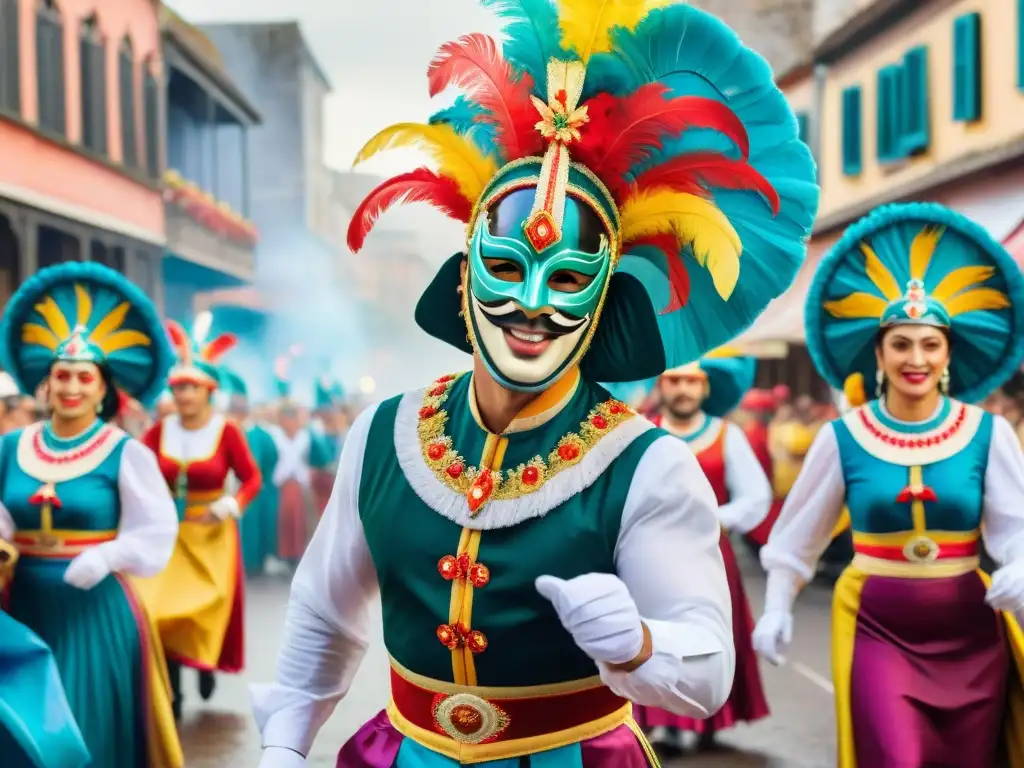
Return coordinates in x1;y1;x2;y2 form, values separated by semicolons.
202;334;237;364
426;33;543;160
165;320;189;352
573;85;750;196
347;168;473;253
630;152;780;214
625;233;691;314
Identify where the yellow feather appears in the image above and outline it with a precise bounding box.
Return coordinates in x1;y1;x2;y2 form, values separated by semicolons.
620;188;742;299
33;297;70;341
843;373;867;408
351;122;497;204
74;284;92;328
909;225;945;281
21;323;60;350
945;287;1010;317
556;0;670;62
705;345;741;359
859;242;901;300
823;292;890;319
89;302;131;346
930;266;995;303
98;329;151;355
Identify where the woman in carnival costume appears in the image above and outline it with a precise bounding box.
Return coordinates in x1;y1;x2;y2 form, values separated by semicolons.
252;2;817;766
310;373;346;515
0;262;182;767
133;311;262;718
754;202;1024;767
223;367;281;576
634;352;770;749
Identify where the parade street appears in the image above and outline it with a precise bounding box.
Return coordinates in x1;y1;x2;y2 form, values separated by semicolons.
181;548;838;767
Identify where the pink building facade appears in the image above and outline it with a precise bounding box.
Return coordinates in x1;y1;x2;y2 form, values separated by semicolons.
0;0;164;311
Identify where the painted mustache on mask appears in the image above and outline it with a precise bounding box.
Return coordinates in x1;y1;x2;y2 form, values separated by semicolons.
476;300;588;336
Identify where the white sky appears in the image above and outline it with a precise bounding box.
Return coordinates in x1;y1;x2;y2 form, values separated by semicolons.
165;0;502;178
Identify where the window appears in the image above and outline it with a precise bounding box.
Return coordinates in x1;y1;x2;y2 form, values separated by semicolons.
841;85;862;176
877;65;903;162
795;111;809;143
35;0;65;136
899;46;929;155
953;13;981;121
0;0;20;115
79;16;107;154
118;37;137;168
143;61;160;179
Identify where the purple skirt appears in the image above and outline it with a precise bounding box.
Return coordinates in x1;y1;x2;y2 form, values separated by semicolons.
847;570;1008;766
336;709;656;766
634;530;769;733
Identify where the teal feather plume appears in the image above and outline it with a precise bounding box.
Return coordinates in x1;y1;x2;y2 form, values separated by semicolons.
481;0;567;95
429;95;500;158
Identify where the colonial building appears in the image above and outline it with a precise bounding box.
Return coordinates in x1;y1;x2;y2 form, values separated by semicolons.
0;0;164;310
160;8;260;325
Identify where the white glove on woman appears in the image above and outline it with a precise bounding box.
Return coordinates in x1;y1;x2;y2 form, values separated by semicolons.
209;495;241;521
258;747;306;767
63;547;113;590
535;573;644;665
752;609;793;666
985;561;1024;613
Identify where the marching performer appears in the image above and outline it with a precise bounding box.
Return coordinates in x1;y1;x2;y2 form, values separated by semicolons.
133;312;262;719
635;354;770;749
251;1;818;766
0;262;182;767
754;203;1024;767
224;369;281;576
310;374;345;515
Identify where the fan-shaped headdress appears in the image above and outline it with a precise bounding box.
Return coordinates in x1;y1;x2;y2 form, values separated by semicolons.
166;310;236;389
806;203;1024;404
314;373;345;411
0;262;172;417
348;0;818;384
221;368;248;398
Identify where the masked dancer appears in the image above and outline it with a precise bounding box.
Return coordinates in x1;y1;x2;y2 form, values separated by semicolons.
635;353;770;749
0;262;182;767
134;312;262;719
754;202;1024;767
251;2;819;766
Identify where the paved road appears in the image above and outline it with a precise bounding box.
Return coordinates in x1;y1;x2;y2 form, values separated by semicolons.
180;547;837;767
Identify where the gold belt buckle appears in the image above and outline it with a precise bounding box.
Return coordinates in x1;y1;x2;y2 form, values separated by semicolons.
903;536;939;563
433;693;510;744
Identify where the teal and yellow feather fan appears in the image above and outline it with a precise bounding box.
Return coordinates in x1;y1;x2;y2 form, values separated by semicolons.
805;202;1024;403
0;262;173;407
350;0;818;379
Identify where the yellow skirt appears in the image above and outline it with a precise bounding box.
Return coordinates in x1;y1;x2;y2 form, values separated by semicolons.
832;566;1024;767
132;516;244;672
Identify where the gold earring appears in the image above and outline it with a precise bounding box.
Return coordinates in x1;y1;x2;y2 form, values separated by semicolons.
940;367;950;394
875;369;885;398
96;401;102;414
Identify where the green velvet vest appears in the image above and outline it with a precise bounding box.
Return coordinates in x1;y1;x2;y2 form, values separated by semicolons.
358;373;661;687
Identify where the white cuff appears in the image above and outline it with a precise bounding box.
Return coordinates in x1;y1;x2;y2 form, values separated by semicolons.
763;568;801;614
212;496;241;520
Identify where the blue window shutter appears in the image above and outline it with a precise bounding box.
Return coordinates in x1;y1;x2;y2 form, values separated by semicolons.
795;111;809;143
877;66;901;161
842;85;862;175
899;46;929;154
953;13;981;121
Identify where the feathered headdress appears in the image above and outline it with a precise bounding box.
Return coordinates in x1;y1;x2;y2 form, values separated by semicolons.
806;202;1024;405
347;0;818;378
166;310;236;389
273;345;302;401
0;262;173;412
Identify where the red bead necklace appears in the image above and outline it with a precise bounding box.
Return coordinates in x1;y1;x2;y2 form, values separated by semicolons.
858;404;967;449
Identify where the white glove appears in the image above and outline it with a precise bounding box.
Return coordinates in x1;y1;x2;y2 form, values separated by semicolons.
535;573;644;666
258;747;306;768
63;547;113;590
986;561;1024;613
752;609;793;666
209;495;241;520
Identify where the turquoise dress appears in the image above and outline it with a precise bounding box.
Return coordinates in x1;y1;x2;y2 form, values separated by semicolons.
241;423;279;574
1;421;169;767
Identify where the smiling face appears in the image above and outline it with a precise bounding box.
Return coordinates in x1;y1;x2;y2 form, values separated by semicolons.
875;324;951;401
47;361;106;421
171;381;212;420
464;188;612;393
